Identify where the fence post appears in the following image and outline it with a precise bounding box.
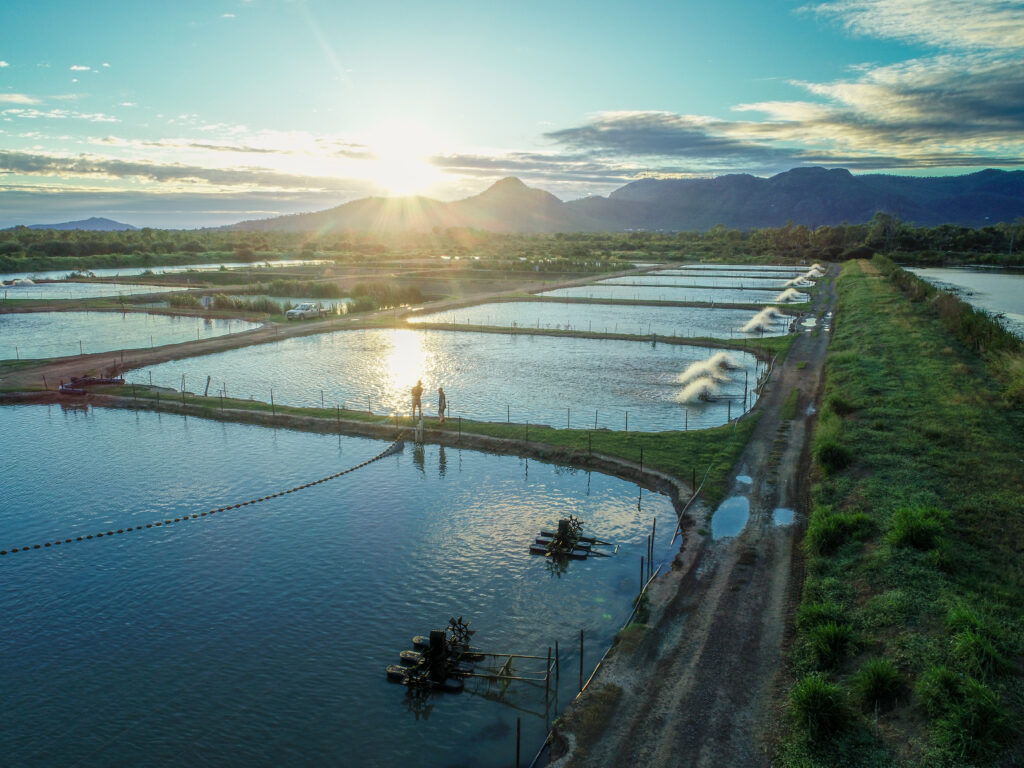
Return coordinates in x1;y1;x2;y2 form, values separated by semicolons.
625;411;628;432
579;629;584;692
640;556;645;592
271;388;275;416
515;717;521;768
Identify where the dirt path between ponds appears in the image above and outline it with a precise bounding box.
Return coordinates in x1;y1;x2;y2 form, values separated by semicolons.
549;269;837;768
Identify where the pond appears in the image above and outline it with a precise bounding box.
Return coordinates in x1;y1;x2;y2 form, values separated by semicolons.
0;405;674;768
0;281;184;301
907;266;1024;339
408;301;791;339
665;264;809;274
537;284;809;305
133;328;761;432
0;311;262;360
599;275;795;289
0;259;330;283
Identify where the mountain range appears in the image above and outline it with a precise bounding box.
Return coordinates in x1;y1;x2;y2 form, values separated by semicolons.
231;167;1024;234
25;217;138;231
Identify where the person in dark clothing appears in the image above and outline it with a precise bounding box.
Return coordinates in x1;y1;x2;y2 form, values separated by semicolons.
411;379;423;418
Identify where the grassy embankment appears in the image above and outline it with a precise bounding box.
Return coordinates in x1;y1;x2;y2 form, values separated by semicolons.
97;383;758;508
779;258;1023;766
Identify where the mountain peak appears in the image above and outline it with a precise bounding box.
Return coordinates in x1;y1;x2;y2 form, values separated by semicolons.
27;216;137;231
488;177;529;191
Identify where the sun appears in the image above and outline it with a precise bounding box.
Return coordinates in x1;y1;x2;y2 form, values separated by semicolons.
364;122;444;196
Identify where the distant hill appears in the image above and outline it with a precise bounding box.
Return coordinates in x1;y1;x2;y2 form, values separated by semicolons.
230;168;1024;233
26;217;138;231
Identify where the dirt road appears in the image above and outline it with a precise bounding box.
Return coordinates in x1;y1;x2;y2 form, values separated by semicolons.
550;271;837;768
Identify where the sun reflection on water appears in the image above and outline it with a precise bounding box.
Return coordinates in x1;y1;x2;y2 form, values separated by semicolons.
382;329;431;412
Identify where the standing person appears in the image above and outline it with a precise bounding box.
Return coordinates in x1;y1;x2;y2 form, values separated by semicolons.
411;379;423;419
437;387;446;424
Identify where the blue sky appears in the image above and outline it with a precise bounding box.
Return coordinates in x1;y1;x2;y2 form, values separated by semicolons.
1;0;1022;227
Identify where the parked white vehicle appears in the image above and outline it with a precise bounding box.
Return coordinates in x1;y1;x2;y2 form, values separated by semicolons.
285;302;322;320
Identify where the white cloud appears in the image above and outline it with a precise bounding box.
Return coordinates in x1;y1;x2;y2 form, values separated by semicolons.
69;65;91;71
0;94;41;105
1;107;120;123
222;13;236;18
805;0;1024;51
0;61;9;68
102;62;111;68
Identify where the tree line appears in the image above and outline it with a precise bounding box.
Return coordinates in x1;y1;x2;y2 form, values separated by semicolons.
2;214;1023;270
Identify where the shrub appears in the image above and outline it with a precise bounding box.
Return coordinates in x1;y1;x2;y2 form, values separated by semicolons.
887;506;945;550
852;657;902;710
168;293;201;308
790;674;849;739
808;621;857;669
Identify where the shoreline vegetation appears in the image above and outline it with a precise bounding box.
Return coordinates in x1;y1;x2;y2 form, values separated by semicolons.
3;216;1024;276
779;257;1023;765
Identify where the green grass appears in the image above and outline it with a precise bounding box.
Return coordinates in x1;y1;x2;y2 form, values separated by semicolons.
782;387;800;419
779;260;1024;766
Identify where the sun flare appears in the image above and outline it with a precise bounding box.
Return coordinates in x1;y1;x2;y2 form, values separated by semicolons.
364;123;443;196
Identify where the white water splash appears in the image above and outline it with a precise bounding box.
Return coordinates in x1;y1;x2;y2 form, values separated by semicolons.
676;376;720;403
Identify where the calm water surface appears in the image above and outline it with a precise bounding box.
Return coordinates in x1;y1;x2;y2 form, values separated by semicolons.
133;328;760;431
0;311;261;360
408;301;791;339
600;275;794;289
0;405;673;768
539;285;809;305
0;260;329;283
1;281;184;301
907;266;1024;339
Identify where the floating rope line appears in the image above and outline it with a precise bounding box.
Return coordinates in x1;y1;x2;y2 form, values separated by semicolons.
1;436;405;557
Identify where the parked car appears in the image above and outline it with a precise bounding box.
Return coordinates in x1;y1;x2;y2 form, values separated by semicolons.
285;302;322;320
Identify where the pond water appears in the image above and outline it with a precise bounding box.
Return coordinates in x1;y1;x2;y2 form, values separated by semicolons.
907;266;1024;339
408;301;791;339
0;405;673;768
0;281;184;301
0;312;261;360
133;328;760;432
600;275;794;289
538;285;809;305
0;259;330;283
666;265;809;274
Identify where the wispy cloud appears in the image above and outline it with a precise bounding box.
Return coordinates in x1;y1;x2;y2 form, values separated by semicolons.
805;0;1024;51
2;107;120;122
69;64;91;71
0;149;378;193
0;94;41;105
0;61;9;68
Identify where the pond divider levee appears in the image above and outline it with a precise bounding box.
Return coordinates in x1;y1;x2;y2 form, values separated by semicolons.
0;427;404;557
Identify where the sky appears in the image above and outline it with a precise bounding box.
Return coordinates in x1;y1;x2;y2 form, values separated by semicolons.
1;0;1022;228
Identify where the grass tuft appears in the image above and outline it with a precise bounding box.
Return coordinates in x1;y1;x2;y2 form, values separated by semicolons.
886;506;946;550
852;658;903;710
790;674;850;740
808;621;857;670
